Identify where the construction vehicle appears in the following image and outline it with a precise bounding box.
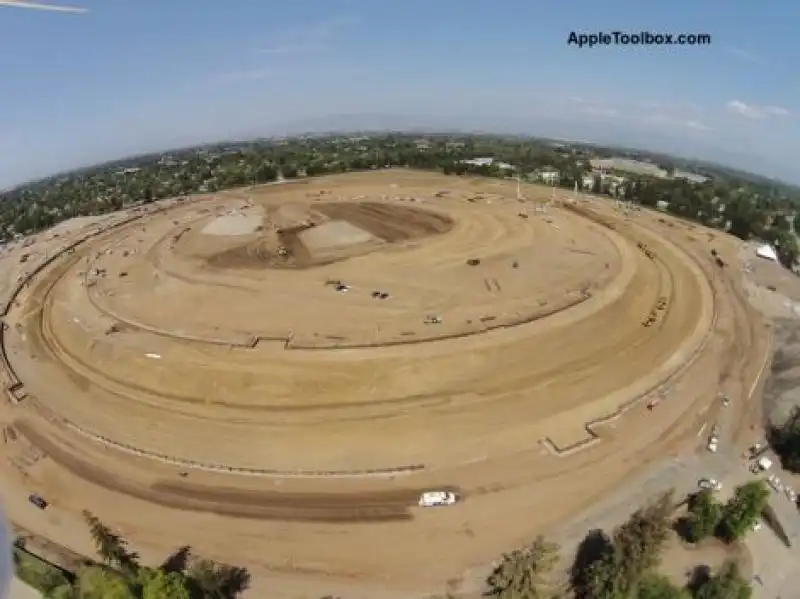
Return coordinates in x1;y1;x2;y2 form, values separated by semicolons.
28;494;48;510
424;315;442;325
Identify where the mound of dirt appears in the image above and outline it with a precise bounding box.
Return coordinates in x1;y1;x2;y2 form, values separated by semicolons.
201;201;454;270
314;202;453;242
201;213;262;236
298;220;376;256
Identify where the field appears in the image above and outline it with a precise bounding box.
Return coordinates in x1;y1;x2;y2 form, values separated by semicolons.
0;170;770;596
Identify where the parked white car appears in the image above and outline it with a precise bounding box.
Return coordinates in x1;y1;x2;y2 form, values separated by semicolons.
418;490;458;508
707;436;719;453
698;478;722;491
768;475;783;493
785;487;797;503
752;520;762;532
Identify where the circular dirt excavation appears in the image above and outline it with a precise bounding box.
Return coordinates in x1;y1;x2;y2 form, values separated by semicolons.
1;169;763;593
8;172;711;476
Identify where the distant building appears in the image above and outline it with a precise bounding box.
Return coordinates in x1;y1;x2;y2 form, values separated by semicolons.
460;157;516;171
538;167;560;184
462;157;494;167
673;170;709;184
590;158;668;179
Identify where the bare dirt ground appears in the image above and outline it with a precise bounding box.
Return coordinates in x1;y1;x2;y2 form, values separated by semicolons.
0;171;770;598
659;533;752;588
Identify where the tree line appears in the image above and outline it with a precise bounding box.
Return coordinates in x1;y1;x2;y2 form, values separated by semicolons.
14;511;249;599
770;406;800;476
485;484;768;599
1;134;798;267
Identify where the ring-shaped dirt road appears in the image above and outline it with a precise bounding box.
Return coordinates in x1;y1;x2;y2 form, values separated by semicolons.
0;171;768;594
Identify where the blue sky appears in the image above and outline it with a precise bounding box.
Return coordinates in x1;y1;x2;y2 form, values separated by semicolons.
1;0;799;187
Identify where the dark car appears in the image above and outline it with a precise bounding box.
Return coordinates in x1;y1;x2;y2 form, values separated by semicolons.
28;494;48;510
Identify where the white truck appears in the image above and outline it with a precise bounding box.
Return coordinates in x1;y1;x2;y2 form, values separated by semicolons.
750;455;773;473
757;456;773;471
418;490;458;508
698;478;722;491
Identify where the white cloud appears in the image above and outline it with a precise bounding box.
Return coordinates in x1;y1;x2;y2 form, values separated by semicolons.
640;112;711;132
0;1;87;13
258;15;360;55
726;100;791;120
573;97;710;132
724;46;763;65
764;105;790;117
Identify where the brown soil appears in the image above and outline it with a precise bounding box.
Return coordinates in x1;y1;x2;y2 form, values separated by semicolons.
203;202;453;270
314;202;454;242
0;170;768;598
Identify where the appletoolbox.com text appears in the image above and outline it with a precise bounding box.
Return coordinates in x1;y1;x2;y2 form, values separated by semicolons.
567;31;712;48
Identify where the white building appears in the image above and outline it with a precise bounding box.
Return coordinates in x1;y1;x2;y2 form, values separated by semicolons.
460;157;515;171
539;168;560;184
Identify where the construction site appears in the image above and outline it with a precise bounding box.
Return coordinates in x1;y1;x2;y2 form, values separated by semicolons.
0;170;773;597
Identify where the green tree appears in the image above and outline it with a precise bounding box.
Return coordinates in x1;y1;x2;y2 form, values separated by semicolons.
770;407;800;472
693;561;752;599
82;511;139;572
46;585;77;599
612;491;674;594
188;559;250;599
13;548;73;595
636;573;689;599
139;568;191;599
574;492;675;599
774;230;799;268
685;490;723;543
485;536;560;599
718;481;770;542
75;567;136;599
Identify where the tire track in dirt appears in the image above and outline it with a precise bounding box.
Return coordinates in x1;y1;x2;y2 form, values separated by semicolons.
14;419;451;523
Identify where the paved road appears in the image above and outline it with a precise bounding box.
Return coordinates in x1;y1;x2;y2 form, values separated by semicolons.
549;419;800;599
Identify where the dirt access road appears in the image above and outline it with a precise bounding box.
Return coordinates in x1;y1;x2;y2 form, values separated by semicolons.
0;171;769;597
